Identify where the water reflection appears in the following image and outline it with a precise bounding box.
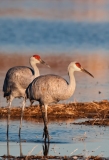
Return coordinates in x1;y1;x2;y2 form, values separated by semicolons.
43;139;49;157
6;134;23;158
0;118;109;157
19;137;23;157
7;133;10;158
6;134;49;158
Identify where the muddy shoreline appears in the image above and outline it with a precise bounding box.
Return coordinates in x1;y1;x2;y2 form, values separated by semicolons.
1;155;107;160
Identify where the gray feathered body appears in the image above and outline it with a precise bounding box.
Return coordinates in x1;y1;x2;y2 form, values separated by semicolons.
3;66;35;100
26;74;75;105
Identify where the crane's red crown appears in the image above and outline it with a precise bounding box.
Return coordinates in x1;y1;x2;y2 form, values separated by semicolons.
33;55;40;60
75;62;81;68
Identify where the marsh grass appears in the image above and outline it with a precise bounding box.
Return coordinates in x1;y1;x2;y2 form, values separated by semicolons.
0;101;109;125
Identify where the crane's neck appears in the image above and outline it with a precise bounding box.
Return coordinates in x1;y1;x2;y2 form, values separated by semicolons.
67;67;76;95
30;61;40;78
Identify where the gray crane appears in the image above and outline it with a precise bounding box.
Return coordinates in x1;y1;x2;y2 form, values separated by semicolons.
26;61;94;141
3;54;50;136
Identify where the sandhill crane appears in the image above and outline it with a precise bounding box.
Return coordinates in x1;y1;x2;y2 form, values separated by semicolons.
26;61;94;141
3;55;50;136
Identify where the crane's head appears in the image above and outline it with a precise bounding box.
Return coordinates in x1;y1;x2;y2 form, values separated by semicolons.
30;55;50;67
69;62;94;78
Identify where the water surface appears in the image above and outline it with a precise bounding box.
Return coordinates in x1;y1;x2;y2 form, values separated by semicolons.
0;118;109;158
0;0;109;105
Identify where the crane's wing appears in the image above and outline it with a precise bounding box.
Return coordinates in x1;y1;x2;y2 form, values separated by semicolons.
26;74;69;103
3;66;34;95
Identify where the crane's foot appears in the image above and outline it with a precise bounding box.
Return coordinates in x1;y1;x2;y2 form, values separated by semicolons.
7;124;9;138
43;127;49;142
7;109;10;137
19;128;21;138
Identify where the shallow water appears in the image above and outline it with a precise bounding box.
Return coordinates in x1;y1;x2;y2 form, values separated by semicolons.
0;0;109;105
0;118;109;158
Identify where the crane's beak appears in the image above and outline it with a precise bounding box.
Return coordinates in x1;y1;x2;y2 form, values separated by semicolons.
40;59;50;68
81;67;94;78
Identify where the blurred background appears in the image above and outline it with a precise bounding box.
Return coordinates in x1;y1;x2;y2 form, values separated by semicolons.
0;0;109;106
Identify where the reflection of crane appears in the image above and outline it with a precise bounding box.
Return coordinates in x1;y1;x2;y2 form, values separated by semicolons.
26;61;94;140
3;55;50;136
19;137;23;157
7;133;10;157
6;131;49;159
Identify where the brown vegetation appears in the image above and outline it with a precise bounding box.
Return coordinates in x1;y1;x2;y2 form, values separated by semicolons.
0;101;109;125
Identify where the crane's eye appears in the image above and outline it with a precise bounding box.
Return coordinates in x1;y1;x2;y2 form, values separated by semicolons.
75;62;81;68
33;55;40;60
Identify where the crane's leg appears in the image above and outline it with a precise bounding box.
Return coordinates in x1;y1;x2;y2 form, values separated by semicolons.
44;104;49;140
19;97;26;137
7;96;13;137
40;104;49;141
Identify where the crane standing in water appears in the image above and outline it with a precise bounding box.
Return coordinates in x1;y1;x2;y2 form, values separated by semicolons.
26;61;94;141
3;55;50;136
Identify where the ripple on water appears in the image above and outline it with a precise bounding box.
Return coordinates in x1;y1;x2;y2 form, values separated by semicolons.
0;118;109;157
